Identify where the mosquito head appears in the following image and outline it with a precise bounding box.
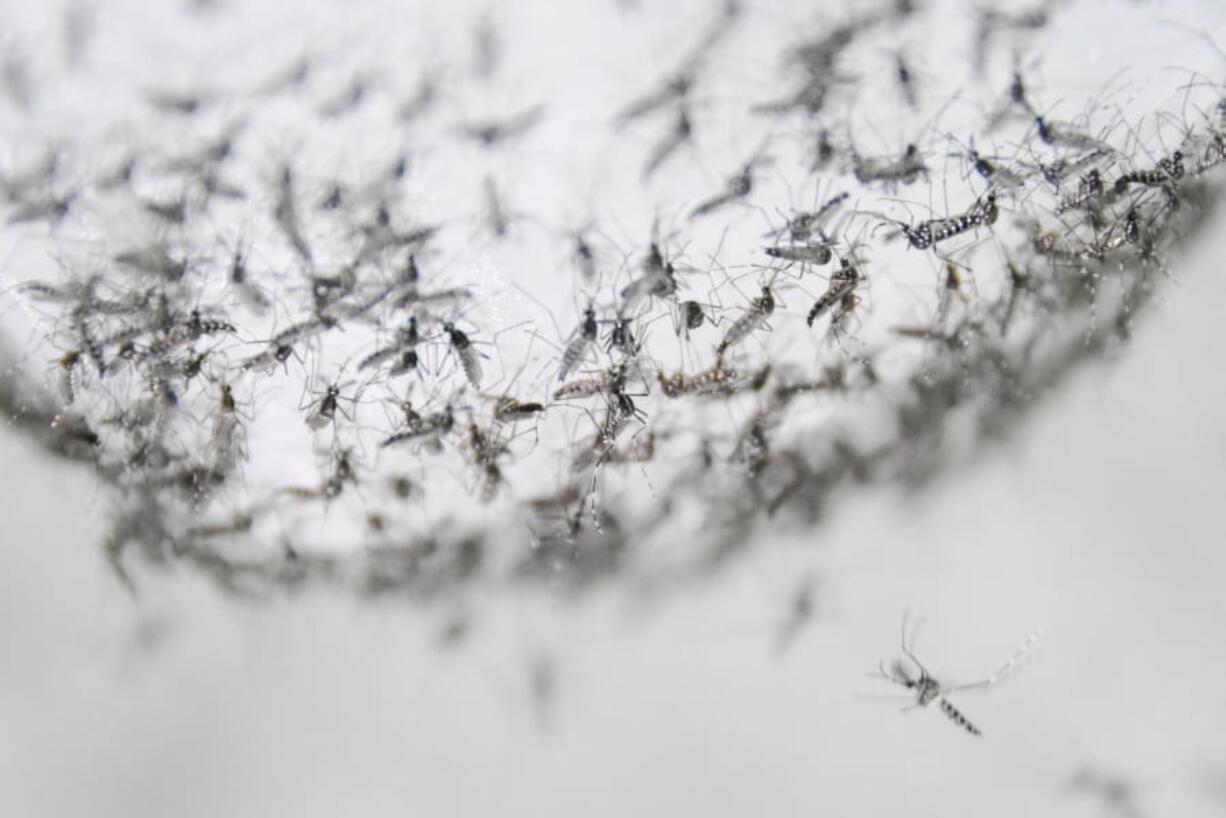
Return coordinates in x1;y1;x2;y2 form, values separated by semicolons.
444;322;471;349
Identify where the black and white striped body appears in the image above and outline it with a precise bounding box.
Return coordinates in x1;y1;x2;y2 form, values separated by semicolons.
938;698;982;736
808;258;862;326
1057;169;1105;213
900;193;998;250
895;664;984;737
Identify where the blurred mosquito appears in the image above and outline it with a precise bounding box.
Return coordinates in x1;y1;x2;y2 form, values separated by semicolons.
764;190;849;244
619;239;680;314
359;315;421;378
398;71;438;123
273;163;312;263
614;65;693;128
945;134;1025;190
558;304;599;381
317;76;368;118
874;614;1041;737
555;358;646;402
642;105;693;180
380;401;455;451
657;358;739;398
300;370;361;431
459;104;546;147
717;282;775;359
896;53;918;110
852;143;928;187
227;238;271;315
689;156;763;220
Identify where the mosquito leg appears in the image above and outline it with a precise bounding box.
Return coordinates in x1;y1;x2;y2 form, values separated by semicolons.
900;613;931;678
950;630;1042;692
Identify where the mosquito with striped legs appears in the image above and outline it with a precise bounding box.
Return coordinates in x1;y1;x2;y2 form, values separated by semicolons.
874;614;1040;737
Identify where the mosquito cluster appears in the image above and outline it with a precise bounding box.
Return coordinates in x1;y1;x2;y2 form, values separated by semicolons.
0;0;1221;614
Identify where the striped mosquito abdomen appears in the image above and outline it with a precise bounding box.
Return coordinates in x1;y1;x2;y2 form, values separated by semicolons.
938;698;982;736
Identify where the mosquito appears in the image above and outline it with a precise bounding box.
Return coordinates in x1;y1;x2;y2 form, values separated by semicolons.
642;105;693;180
481;175;514;238
464;420;511;502
211;382;248;475
380;402;455;450
716;283;775;358
656;359;739;397
780;189;851;241
241;315;335;373
675;299;708;338
571;230;598;281
443;321;485;388
619;241;679;313
301;375;358;431
811;129;836;170
113;244;187;282
689;158;757;220
558;304;599;381
604;314;642;357
273;163;312;264
731;406;776;477
359;315;421;376
807;255;862;327
323;445;358;498
1113;150;1184;193
50;348;83;405
554;359;631;401
1033;113;1113;152
852;143;928;187
614;65;693;128
765;242;834;265
228;239;270;315
492;396;545;424
459;104;546;147
896;53;918;110
883;192;999;251
946;134;1025;190
874;615;1040;737
1056;168;1106;214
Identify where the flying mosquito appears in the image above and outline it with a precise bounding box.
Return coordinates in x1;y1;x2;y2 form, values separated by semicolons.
873;614;1040;737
